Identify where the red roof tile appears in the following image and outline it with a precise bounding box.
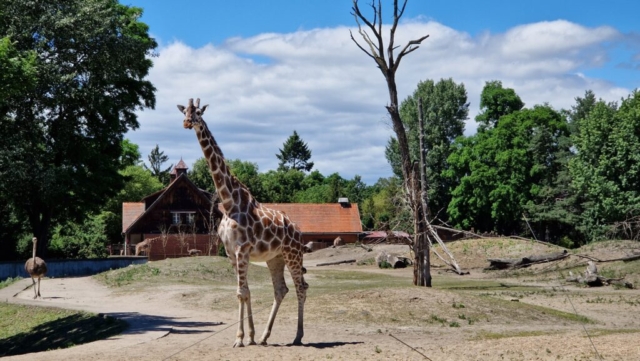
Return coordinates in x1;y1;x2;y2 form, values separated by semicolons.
122;202;145;232
260;203;363;233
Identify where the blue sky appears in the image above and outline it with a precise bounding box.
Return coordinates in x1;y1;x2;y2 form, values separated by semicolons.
124;0;640;184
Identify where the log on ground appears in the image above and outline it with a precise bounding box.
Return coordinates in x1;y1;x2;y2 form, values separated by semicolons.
487;250;568;270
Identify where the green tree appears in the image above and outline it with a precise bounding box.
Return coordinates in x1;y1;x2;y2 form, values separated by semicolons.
0;0;157;256
447;104;569;235
0;37;36;109
569;91;640;241
359;177;412;232
189;157;215;193
259;169;306;203
227;159;264;199
567;90;597;136
0;37;36;260
387;78;469;220
49;213;110;259
101;164;164;244
276;130;314;172
145;144;172;185
120;139;142;168
476;80;524;130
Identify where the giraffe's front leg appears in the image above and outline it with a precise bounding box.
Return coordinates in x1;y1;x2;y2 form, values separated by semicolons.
233;251;256;347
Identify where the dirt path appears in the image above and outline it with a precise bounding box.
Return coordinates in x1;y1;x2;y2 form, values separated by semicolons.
2;257;640;360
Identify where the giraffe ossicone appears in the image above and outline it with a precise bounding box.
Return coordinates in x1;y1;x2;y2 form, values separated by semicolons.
178;98;307;347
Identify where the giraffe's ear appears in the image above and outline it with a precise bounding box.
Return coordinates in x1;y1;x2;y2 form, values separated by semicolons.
177;105;185;113
201;104;209;114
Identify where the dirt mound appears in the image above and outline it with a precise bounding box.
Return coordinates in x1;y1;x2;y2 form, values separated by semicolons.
303;244;410;267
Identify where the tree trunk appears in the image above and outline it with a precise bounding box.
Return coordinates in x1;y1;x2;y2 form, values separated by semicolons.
30;210;51;258
350;0;431;286
487;250;569;270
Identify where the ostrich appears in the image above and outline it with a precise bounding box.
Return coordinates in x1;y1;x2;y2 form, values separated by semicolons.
24;237;48;299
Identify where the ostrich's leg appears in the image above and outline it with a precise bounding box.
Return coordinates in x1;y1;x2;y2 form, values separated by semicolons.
31;277;37;299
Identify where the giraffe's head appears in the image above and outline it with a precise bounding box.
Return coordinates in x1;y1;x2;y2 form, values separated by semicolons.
177;98;209;129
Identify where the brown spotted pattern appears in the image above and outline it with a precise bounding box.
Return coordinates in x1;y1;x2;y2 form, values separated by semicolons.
177;98;307;347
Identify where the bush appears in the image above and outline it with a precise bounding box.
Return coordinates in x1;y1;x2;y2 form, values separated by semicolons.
217;242;227;257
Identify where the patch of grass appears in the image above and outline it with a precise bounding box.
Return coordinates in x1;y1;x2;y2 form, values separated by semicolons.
0;277;22;289
586;328;640;337
430;314;447;325
356;258;375;266
0;303;127;357
94;256;270;290
474;330;561;340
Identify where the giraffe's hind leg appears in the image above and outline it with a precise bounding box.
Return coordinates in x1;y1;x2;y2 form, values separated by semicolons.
284;248;306;346
259;255;288;345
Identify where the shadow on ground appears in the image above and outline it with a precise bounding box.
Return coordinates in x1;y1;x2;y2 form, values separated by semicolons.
0;311;224;357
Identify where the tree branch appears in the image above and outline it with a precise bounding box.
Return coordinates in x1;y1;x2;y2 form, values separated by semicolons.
393;34;430;73
352;0;387;72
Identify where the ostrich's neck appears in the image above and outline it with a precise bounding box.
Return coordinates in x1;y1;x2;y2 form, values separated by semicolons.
32;241;37;259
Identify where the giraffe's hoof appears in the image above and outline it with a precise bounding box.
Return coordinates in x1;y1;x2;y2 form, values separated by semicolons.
259;340;268;346
292;338;303;346
248;340;257;346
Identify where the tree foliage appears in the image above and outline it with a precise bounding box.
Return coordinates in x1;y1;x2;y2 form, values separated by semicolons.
569;91;640;241
387;78;469;220
120;139;142;168
145;144;172;185
476;80;524;130
447;104;570;235
276;130;314;172
0;0;157;256
188;157;215;193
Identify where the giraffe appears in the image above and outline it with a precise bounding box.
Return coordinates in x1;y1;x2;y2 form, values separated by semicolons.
177;98;308;347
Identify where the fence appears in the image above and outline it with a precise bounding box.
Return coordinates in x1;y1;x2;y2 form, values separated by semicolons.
0;256;147;280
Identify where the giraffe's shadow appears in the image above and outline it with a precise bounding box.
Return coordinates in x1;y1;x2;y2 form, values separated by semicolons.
268;341;364;349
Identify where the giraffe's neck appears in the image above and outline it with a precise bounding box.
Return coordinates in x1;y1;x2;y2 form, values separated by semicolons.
194;121;251;214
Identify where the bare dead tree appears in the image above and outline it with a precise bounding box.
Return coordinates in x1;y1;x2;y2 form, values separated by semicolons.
351;0;431;286
200;194;221;256
176;221;188;256
159;223;170;259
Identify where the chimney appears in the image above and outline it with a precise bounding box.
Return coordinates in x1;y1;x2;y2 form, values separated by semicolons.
338;197;351;208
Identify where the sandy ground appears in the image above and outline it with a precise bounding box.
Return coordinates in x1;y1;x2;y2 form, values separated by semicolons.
2;244;640;361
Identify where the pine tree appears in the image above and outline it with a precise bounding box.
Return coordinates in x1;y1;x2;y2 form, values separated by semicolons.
144;144;173;185
276;131;314;172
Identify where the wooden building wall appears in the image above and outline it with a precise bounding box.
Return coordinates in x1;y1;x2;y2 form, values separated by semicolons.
139;234;219;261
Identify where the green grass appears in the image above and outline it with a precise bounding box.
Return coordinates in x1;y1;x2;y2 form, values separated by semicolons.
474;330;562;340
0;303;127;357
0;276;22;289
95;256;271;290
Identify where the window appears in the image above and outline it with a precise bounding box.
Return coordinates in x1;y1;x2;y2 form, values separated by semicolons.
171;212;196;225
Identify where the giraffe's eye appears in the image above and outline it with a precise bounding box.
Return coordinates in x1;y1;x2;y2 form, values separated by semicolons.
196;110;201;115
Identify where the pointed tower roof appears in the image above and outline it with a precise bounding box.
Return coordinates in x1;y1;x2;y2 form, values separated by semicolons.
170;157;188;175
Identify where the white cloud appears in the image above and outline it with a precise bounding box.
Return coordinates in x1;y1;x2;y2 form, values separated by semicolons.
128;20;633;185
